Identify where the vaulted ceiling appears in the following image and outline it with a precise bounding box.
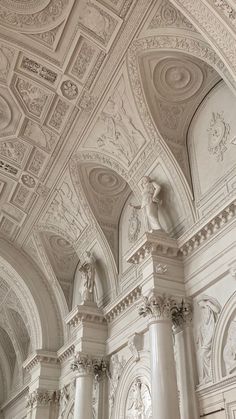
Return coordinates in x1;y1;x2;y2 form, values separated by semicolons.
0;0;233;405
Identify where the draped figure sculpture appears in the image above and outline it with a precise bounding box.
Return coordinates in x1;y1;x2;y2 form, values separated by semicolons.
130;176;162;232
79;251;96;303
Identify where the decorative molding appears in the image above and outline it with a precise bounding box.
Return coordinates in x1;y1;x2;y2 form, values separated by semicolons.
126;231;180;265
65;303;106;328
23;350;59;372
58;343;75;363
179;200;236;256
26;389;59;408
104;286;142;323
127;333;142;362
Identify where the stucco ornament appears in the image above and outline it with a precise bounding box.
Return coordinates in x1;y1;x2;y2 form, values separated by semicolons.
125;378;152;419
195;296;221;385
223;317;236;375
109;354;126;410
138;293;178;321
130;176;162;232
128;207;141;243
207;112;230;161
79;251;96;303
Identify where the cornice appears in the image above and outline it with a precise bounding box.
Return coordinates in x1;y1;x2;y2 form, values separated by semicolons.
178;200;236;256
65;302;107;328
23;350;59;372
104;286;142;323
57;342;75;363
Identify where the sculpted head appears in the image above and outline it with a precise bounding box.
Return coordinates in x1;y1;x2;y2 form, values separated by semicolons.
141;176;151;188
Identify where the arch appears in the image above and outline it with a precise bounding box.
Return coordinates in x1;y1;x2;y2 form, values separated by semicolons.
212;290;236;382
113;351;151;419
0;238;64;351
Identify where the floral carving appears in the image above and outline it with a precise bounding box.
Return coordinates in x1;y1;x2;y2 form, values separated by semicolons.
21;174;36;188
48;99;70;130
61;80;78;100
71;40;97;82
138;293;179;321
208;112;230;161
71;352;108;380
149;0;194;30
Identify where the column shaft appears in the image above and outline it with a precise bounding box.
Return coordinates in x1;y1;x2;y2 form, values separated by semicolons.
149;319;180;419
74;373;93;419
175;326;199;419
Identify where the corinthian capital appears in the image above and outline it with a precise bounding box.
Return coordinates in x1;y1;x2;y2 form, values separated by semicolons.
172;299;193;331
71;352;108;380
26;389;57;408
138;293;178;321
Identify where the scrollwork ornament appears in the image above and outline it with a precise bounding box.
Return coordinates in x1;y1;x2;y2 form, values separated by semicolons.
208;112;230;161
138;293;178;321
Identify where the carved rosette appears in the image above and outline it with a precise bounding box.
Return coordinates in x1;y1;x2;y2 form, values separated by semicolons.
138;293;179;321
71;352;108;380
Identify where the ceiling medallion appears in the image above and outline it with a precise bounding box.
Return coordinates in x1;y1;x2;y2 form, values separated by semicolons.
207;112;230;161
153;57;203;102
61;80;78;100
89;168;127;196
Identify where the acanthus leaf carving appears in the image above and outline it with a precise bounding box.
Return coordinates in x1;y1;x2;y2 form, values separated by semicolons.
138;293;179;321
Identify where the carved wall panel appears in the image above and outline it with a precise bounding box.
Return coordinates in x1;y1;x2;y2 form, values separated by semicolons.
0;42;15;83
17;54;59;87
125;378;152;419
20;119;58;152
77;0;122;47
47;98;71;132
13;76;52;119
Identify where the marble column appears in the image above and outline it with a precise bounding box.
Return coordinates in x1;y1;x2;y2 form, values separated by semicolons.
173;300;199;419
139;293;181;419
71;352;108;419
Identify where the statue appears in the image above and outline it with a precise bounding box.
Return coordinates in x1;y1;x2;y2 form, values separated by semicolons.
130;176;162;232
196;296;221;384
79;251;96;302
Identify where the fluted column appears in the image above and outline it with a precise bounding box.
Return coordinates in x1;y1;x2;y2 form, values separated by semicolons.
139;293;180;419
71;352;108;419
173;300;199;419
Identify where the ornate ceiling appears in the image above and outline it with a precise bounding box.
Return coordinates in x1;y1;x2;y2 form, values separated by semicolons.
0;0;235;405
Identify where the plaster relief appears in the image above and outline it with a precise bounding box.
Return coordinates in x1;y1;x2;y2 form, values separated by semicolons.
78;0;119;46
15;78;49;118
43;181;87;241
0;140;28;166
22;119;57;152
0;43;14;82
223;317;236;376
47;98;70;131
195;295;221;385
125;378;152;419
207;112;230;161
84;75;145;166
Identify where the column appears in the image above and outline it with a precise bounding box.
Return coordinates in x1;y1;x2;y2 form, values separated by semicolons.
173;300;199;419
71;352;108;419
139;293;181;419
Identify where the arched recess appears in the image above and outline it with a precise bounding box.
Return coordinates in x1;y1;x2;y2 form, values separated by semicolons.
0;238;64;351
212;290;236;382
170;0;236;80
126;33;236;225
113;351;151;419
70;154;133;299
